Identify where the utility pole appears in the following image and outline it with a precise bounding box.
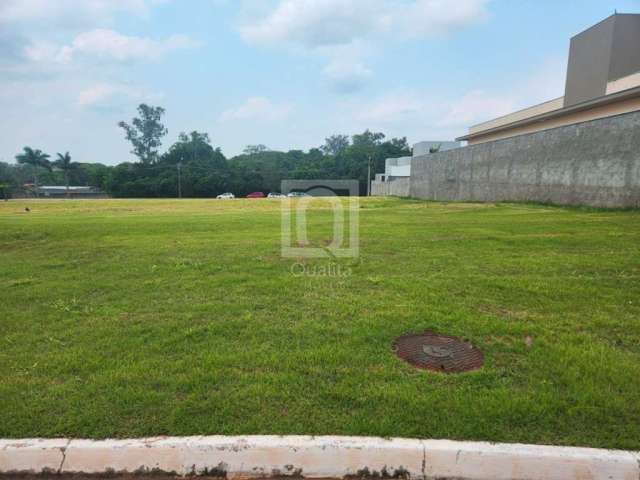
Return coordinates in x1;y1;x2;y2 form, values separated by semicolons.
177;159;183;199
366;155;372;197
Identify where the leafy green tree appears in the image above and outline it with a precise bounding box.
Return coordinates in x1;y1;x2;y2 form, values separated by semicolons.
54;152;77;197
321;134;350;156
163;132;226;168
118;104;168;164
352;130;385;149
92;127;412;198
160;131;228;197
243;144;268;155
0;181;8;200
75;163;111;190
328;131;411;194
230;150;290;193
15;147;51;196
0;162;20;196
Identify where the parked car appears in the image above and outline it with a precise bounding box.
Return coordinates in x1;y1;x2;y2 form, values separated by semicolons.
216;192;235;199
267;192;286;198
287;191;310;198
246;192;266;198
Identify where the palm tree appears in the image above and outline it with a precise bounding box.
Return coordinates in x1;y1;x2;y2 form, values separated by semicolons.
54;152;76;198
15;147;51;197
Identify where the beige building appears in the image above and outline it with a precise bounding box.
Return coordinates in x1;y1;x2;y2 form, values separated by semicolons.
457;13;640;145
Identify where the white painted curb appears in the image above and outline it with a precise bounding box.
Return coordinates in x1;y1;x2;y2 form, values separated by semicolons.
0;436;638;479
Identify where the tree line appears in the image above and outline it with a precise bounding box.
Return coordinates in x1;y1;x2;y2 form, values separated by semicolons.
0;104;411;198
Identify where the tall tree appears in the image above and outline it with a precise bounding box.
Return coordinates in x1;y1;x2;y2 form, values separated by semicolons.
54;152;77;198
15;147;51;197
118;104;168;164
163;132;225;166
349;130;386;194
243;144;268;155
321;134;350;156
351;130;385;149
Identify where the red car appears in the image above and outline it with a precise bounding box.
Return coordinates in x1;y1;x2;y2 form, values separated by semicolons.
246;191;265;198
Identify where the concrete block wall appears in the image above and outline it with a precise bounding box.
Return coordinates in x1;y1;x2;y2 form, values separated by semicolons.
410;110;640;208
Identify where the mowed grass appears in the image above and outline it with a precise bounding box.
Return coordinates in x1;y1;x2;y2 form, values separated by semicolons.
1;198;639;449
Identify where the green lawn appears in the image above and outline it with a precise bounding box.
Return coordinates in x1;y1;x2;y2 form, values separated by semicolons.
1;198;639;449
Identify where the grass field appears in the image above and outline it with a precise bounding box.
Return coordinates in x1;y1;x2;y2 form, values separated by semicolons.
1;198;639;449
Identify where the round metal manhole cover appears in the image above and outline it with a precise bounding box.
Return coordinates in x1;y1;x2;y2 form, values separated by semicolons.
392;332;484;373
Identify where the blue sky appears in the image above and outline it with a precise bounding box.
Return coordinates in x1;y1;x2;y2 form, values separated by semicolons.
1;0;638;165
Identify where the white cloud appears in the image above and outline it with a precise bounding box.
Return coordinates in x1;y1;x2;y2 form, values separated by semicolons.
439;90;516;127
239;0;488;48
323;60;372;93
25;29;199;64
0;0;178;68
398;0;489;39
357;92;424;123
240;0;384;48
239;0;489;94
0;0;165;27
440;56;566;128
353;56;567;142
76;83;163;108
220;97;292;122
316;40;373;93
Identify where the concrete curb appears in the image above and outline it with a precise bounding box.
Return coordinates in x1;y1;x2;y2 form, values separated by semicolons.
1;436;638;479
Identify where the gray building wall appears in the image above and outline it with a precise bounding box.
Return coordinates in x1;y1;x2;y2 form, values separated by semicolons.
610;14;640;82
565;14;640;107
564;15;616;107
410;110;640;208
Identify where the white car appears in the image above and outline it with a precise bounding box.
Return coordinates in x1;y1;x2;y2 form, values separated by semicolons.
267;192;286;198
287;191;310;198
216;192;235;199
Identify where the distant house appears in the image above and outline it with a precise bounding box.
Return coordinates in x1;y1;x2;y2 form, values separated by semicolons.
457;13;640;145
35;186;109;199
383;156;412;179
